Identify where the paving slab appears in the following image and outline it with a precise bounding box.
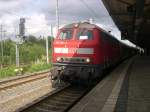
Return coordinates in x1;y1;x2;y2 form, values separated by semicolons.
69;56;150;112
69;59;132;112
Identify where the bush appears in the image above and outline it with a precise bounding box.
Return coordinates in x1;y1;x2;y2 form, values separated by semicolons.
0;66;16;78
26;63;52;73
0;63;52;79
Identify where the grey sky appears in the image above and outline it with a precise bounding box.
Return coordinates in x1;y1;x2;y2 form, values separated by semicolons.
0;0;121;39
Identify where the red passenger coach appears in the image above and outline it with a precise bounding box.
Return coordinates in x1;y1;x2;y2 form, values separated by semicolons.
51;22;134;85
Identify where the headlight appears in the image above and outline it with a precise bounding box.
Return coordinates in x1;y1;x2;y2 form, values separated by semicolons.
85;58;91;63
56;57;64;62
56;57;61;62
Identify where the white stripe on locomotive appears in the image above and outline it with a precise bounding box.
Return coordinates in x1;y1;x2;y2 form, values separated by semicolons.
54;48;94;54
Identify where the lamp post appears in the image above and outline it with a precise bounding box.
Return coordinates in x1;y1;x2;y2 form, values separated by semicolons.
16;18;25;67
46;36;49;64
56;0;59;32
0;25;3;68
0;25;7;68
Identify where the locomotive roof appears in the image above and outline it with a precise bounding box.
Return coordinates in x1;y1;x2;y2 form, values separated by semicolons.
61;22;136;49
62;22;97;29
61;22;119;41
61;22;114;37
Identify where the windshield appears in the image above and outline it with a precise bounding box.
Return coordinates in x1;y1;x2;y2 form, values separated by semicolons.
59;30;73;40
77;29;93;40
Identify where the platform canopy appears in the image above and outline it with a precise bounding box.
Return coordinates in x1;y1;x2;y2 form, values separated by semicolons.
102;0;150;53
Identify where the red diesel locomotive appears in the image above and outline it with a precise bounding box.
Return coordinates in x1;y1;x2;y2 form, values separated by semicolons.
51;22;135;84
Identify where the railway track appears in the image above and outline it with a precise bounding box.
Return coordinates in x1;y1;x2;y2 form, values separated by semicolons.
0;68;96;112
19;85;90;112
0;70;50;90
0;70;54;112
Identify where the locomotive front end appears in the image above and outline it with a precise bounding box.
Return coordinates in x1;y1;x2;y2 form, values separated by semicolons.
51;22;101;85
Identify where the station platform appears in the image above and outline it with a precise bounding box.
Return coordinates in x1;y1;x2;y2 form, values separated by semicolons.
69;56;150;112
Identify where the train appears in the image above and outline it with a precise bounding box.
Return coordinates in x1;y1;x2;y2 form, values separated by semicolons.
50;22;136;86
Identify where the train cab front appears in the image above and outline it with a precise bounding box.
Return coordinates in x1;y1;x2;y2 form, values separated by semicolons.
51;22;101;84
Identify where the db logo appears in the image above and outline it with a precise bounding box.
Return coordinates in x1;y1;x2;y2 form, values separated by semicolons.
69;48;77;53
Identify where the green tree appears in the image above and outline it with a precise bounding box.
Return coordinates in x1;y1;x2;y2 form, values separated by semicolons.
0;35;52;67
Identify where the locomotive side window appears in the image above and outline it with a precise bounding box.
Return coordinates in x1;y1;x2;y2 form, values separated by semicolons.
59;30;73;40
77;29;93;40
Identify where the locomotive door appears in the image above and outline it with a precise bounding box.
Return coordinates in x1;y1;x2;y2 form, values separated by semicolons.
100;32;107;69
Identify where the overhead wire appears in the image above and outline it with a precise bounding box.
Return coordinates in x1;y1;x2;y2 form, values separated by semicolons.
0;10;20;18
79;0;100;19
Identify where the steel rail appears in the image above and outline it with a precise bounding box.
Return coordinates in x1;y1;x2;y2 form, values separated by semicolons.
0;70;51;90
19;85;91;112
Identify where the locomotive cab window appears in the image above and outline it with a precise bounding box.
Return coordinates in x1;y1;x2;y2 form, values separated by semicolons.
59;30;73;40
77;29;93;40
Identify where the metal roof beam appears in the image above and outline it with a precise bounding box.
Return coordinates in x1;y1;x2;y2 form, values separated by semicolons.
117;0;132;6
111;12;128;15
136;0;145;17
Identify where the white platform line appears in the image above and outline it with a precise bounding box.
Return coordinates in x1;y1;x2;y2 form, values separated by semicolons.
101;59;133;112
